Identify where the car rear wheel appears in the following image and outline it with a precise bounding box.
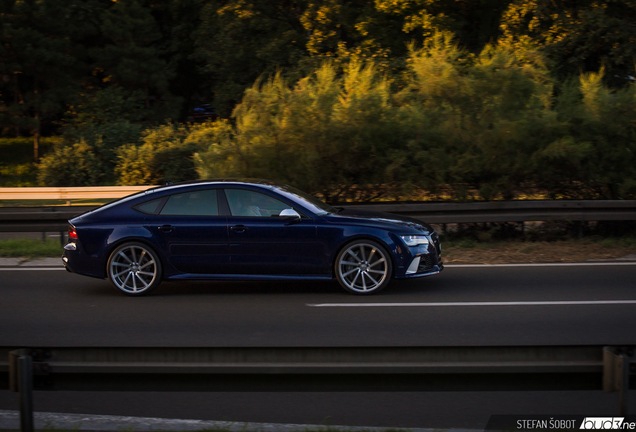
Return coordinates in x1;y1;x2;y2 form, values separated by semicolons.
335;240;392;294
107;242;162;296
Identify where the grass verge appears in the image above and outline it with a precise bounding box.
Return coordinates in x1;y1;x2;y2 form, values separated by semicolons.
0;238;62;258
442;237;636;264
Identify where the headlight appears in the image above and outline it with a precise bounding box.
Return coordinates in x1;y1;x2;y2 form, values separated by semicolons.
399;235;430;246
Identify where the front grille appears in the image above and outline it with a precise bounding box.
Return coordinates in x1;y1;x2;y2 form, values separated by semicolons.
418;254;434;272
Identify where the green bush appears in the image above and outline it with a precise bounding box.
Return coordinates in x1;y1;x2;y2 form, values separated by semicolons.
38;138;116;186
397;34;558;200
194;33;636;202
116;124;204;185
194;61;412;202
37;121;143;186
193;35;559;202
533;71;636;199
0;137;61;187
36;87;148;186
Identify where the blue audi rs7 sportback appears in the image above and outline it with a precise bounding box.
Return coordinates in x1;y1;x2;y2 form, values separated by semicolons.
63;180;443;295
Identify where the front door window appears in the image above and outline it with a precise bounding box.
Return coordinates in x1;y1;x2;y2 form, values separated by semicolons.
225;189;289;217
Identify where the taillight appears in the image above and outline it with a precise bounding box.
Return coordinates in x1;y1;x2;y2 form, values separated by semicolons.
68;225;78;239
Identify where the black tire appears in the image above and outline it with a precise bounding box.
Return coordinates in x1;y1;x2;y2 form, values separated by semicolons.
107;242;162;296
335;239;392;294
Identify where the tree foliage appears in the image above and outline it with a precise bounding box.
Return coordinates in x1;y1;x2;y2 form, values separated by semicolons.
0;0;633;198
0;0;95;160
195;61;413;202
116;124;204;185
194;34;636;201
500;0;636;83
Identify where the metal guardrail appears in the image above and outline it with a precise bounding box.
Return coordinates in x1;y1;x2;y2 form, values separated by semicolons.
0;200;635;235
0;186;153;240
0;206;97;233
0;186;153;201
0;185;635;233
344;200;636;223
0;345;634;431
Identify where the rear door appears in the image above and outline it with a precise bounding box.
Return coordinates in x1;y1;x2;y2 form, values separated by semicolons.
144;188;229;274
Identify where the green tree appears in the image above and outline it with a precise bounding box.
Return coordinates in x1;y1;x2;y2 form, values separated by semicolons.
193;0;308;116
375;0;513;53
299;0;404;67
500;0;636;83
154;0;211;119
0;0;97;161
95;0;180;121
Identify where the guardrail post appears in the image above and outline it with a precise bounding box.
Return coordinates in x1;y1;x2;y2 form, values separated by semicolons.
619;354;630;416
9;349;34;432
603;346;634;416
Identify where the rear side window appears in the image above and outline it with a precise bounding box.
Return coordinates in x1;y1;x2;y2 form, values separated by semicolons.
160;189;219;216
134;198;164;215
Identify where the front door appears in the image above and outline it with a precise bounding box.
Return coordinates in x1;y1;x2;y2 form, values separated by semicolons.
223;188;321;275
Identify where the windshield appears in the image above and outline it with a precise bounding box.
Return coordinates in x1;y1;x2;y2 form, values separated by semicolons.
274;185;337;215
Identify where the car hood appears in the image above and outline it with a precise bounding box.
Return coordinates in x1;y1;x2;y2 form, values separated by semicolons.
324;208;434;234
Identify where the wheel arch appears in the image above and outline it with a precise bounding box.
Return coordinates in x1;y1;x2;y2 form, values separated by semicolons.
104;237;165;279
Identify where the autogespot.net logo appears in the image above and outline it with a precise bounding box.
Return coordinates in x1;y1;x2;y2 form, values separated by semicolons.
580;418;636;429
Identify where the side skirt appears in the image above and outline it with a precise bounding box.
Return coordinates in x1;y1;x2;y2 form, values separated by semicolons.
165;273;333;281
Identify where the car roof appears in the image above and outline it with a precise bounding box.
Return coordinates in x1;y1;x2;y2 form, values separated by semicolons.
145;178;282;194
155;178;277;188
74;179;289;220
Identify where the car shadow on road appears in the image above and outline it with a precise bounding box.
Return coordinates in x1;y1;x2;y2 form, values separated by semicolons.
79;272;452;299
146;276;451;298
152;279;343;297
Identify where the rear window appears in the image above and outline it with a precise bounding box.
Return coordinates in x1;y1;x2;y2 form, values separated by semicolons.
160;189;219;216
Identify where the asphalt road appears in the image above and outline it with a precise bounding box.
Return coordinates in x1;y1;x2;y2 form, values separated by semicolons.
1;264;635;346
1;264;635;428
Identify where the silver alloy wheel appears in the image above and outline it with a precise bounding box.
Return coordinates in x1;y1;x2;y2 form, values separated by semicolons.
338;242;389;293
108;243;159;295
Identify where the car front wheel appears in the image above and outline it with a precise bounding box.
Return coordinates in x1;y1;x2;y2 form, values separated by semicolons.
107;242;162;296
335;240;392;294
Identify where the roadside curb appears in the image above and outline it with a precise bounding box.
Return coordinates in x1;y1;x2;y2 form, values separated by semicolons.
0;410;477;432
0;257;62;267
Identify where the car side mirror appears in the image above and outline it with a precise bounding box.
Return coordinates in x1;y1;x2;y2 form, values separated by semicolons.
279;208;301;220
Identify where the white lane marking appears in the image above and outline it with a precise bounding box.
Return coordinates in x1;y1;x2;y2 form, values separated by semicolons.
0;267;65;271
307;300;636;307
446;262;636;268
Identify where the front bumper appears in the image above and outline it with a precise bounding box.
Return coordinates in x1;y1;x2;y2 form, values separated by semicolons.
396;232;443;279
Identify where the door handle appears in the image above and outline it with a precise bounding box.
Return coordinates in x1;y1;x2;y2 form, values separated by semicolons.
158;225;174;233
230;225;248;233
